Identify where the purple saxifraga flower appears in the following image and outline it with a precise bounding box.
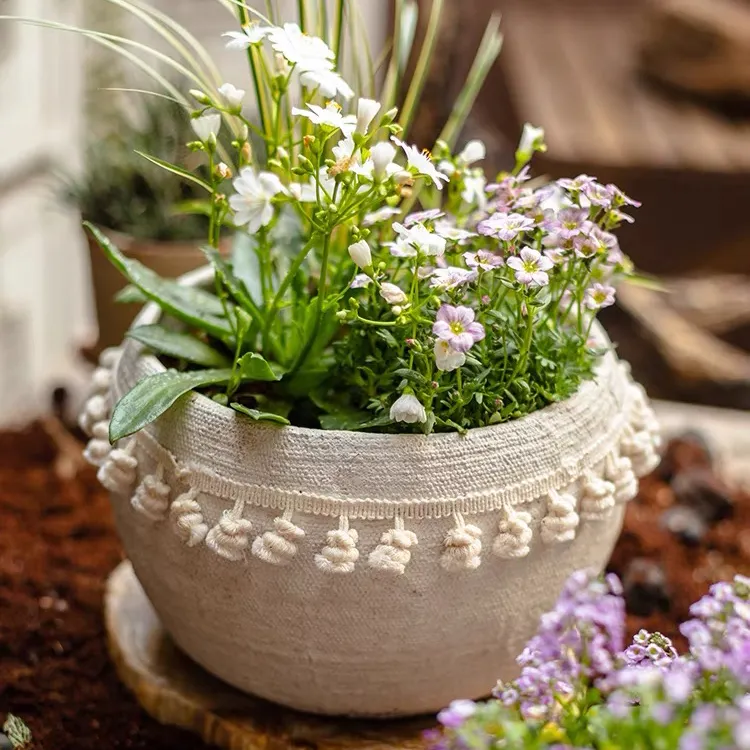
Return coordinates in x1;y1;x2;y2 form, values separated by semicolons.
463;250;504;271
432;305;485;353
437;699;477;728
544;207;593;240
507;248;554;287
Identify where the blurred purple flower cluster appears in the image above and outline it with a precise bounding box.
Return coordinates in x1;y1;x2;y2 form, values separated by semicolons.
429;573;750;750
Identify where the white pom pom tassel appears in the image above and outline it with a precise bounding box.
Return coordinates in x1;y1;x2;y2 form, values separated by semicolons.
492;504;533;559
78;394;110;438
170;487;209;547
131;464;171;522
441;513;482;571
206;499;253;561
605;451;638;504
315;515;359;574
368;517;418;574
83;421;111;468
579;471;616;521
97;440;138;495
541;489;579;544
620;424;660;477
252;509;306;566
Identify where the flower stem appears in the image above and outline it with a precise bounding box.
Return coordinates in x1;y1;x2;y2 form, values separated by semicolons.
290;231;332;375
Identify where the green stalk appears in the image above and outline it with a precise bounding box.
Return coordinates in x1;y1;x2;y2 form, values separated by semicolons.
381;0;404;112
297;0;307;31
436;14;503;149
400;14;502;214
235;4;271;140
291;232;332;375
332;0;345;63
398;0;444;138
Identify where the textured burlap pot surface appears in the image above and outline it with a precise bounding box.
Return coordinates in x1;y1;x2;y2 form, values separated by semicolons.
79;269;661;718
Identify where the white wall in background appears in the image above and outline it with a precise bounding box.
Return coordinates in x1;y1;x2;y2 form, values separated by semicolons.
0;0;87;426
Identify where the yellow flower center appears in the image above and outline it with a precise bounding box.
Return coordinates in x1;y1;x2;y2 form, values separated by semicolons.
449;321;464;334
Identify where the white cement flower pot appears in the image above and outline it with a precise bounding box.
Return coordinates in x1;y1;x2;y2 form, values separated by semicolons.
81;268;661;718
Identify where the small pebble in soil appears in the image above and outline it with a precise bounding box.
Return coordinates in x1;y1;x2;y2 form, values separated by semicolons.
660;504;707;546
657;431;713;482
671;467;734;524
622;557;671;616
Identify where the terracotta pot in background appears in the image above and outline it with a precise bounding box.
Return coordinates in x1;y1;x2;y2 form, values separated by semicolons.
83;227;218;363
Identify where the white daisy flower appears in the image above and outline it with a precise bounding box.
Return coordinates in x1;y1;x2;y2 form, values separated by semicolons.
434;340;466;372
292;102;356;135
229;168;285;232
390;221;446;257
223;25;272;49
391;136;449;189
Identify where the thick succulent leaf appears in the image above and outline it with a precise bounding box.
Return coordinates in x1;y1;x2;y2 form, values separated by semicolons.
230;402;290;425
127;325;231;367
86;223;233;342
109;368;233;441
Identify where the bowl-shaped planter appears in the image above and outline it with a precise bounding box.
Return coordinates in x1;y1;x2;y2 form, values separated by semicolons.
80;269;661;718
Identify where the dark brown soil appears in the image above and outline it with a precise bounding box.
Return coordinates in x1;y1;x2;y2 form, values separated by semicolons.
0;421;747;748
0;422;206;750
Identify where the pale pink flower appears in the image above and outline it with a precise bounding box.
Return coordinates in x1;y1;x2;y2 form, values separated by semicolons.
557;174;597;193
464;250;503;271
477;212;535;241
432;305;485;353
584;283;616;310
429;267;476;290
583;181;615;208
350;274;373;289
506;248;554;287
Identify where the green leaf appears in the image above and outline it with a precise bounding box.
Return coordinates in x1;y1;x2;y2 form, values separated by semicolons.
231;232;264;308
236;352;283;381
127;325;231;367
230;402;290;425
3;714;31;749
171;199;214;218
623;273;666;292
110;368;233;441
85;223;233;342
135;151;213;192
115;285;147;304
203;245;264;323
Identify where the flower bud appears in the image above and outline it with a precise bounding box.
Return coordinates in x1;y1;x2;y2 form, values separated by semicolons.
394;170;413;185
458;139;486;165
347;240;372;270
191;113;221;143
381;106;399;125
336;310;348;321
515;123;546;168
276;146;290;165
379;282;407;305
216;162;232;180
356;98;381;134
391;305;403;315
371;142;397;180
189;89;212;105
218;82;245;111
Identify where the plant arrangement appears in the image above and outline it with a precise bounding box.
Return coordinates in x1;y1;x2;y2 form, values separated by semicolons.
28;0;640;440
428;572;750;750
